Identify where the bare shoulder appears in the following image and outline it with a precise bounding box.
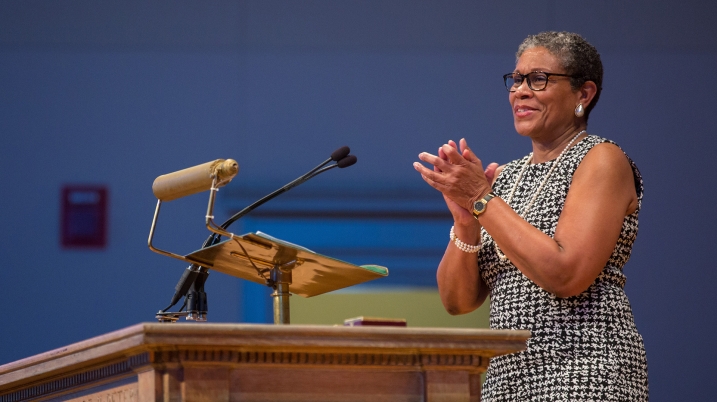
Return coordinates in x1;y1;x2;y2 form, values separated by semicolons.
577;142;632;178
574;141;637;213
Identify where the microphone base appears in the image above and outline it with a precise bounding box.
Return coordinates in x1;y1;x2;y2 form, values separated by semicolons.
156;311;185;323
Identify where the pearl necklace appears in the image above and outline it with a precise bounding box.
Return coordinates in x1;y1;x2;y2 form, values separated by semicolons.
494;130;586;261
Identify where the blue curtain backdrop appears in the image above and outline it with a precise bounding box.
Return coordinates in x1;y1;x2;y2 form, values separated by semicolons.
0;1;715;400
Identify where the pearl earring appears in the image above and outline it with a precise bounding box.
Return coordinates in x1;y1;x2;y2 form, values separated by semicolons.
575;103;585;117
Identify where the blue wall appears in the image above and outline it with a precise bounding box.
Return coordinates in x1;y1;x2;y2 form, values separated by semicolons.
1;1;716;400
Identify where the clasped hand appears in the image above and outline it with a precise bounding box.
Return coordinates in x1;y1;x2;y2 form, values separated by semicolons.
414;139;498;225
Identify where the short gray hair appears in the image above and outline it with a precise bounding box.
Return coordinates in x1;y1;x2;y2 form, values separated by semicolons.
517;32;603;120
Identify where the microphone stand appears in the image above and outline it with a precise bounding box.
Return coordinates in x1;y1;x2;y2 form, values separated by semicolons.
156;150;356;322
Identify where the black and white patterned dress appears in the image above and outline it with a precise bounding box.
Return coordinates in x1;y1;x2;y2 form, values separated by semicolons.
479;135;649;401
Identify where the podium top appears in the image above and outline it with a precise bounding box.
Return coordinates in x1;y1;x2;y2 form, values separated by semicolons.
0;323;531;396
185;232;388;297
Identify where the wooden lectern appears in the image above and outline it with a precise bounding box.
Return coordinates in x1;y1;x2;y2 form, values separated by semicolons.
0;323;529;401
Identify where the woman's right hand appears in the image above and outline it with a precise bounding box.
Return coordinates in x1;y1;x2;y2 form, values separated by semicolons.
437;140;499;227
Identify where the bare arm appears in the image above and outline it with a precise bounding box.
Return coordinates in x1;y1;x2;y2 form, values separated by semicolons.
436;228;490;315
478;143;637;297
429;142;500;314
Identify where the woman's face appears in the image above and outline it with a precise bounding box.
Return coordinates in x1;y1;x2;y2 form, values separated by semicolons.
509;47;582;140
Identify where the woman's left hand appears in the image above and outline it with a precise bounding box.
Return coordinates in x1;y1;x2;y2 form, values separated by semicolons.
414;138;495;212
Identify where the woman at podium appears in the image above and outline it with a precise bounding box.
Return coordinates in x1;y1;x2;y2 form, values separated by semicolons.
413;31;649;401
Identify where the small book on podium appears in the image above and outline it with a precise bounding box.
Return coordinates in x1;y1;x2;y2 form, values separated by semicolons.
343;316;407;327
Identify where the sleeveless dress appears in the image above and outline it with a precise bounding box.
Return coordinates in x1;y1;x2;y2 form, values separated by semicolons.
479;135;649;401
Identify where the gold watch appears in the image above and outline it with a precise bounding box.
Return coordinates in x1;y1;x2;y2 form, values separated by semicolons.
472;192;496;218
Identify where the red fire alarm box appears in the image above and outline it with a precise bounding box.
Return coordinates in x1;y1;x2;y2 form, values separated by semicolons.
61;185;108;248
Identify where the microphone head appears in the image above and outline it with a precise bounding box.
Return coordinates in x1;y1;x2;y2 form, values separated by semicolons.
337;155;357;168
331;146;351;161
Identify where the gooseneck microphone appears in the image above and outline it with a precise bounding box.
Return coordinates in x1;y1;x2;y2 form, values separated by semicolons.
160;146;357;318
331;146;351;162
220;147;355;230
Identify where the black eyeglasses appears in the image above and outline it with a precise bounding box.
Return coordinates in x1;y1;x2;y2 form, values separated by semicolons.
503;71;576;92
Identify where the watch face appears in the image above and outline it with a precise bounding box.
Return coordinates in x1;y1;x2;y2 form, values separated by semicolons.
474;201;486;213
